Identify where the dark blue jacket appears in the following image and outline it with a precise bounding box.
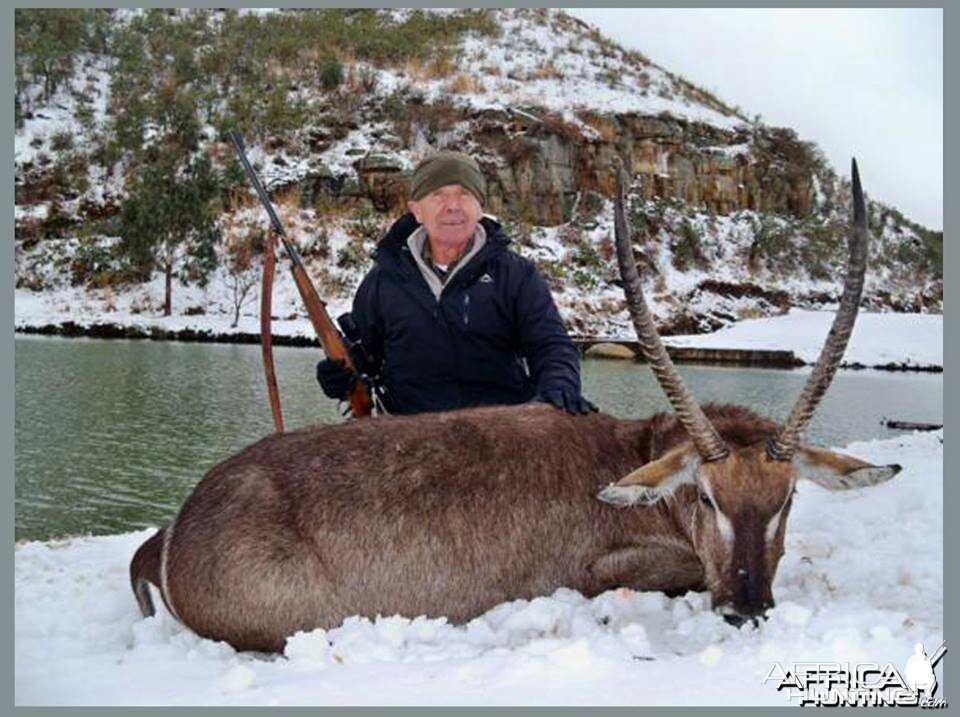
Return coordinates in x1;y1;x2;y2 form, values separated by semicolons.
352;213;581;415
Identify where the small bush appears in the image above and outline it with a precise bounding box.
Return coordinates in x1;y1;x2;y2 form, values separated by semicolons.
87;267;139;289
355;65;378;94
17;274;47;291
535;258;569;292
351;201;384;242
576;191;605;225
572;241;602;270
50;131;74;152
70;238;114;286
336;238;371;270
301;229;331;259
318;56;344;91
748;217;792;269
571;267;597;290
42;201;76;239
671;220;704;271
800;221;842;280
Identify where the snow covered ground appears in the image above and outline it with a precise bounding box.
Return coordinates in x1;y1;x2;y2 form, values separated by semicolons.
15;430;942;706
15;269;944;372
663;309;943;369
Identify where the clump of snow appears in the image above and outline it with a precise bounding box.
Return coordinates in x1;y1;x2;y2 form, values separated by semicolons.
15;430;942;705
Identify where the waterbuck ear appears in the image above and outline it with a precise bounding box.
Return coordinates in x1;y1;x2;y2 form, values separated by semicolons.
793;445;902;491
597;443;700;506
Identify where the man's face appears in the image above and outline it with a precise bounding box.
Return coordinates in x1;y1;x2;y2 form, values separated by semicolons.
407;184;483;251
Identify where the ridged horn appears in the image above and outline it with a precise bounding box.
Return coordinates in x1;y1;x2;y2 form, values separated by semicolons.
613;168;729;462
767;158;869;461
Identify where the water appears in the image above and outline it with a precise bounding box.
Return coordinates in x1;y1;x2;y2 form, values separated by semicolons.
14;336;942;542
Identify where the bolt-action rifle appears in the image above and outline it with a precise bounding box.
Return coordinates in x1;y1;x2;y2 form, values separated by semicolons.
227;130;372;425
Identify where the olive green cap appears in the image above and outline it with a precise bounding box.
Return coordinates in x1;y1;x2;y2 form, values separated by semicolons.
410;151;486;205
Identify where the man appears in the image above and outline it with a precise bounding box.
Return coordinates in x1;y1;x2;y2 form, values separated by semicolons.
317;150;596;416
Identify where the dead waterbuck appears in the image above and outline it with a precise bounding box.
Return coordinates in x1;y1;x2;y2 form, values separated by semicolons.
131;160;901;652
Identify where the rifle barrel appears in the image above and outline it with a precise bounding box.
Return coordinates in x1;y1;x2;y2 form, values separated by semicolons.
227;131;309;270
227;131;286;233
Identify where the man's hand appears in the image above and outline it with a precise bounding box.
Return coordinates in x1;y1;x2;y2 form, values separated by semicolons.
316;358;357;400
536;389;599;415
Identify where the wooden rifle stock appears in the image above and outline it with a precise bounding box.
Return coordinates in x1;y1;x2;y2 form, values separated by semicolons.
288;249;372;418
228;130;372;419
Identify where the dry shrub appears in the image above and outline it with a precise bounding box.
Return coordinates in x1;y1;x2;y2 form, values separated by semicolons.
221;213;264;258
395;100;463;146
530;61;563;81
598;236;615;262
445;73;484;94
593;172;615;197
535;114;582;142
428;52;455;78
224;188;259;213
495;136;538;166
402;57;428;81
273;184;301;210
737;306;765;320
404;52;456;81
581;114;618;143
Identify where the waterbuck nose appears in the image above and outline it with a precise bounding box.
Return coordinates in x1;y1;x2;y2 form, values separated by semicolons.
718;566;774;627
723;610;770;628
735;566;773;614
723;613;755;628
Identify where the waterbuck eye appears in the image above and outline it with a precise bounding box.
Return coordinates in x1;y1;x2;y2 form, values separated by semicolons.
698;490;714;509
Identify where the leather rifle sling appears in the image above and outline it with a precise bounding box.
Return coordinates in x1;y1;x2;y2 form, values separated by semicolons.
261;232;284;433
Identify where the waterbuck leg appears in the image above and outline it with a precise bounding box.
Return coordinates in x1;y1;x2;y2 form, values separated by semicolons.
130;528;165;617
585;539;704;596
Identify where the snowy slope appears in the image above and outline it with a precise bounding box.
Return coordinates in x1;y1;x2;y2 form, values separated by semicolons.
15;430;942;706
381;8;745;131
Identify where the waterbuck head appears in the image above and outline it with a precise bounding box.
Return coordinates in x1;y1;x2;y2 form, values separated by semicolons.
598;161;901;625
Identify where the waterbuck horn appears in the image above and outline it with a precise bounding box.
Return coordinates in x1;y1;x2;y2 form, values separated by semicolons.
766;158;869;461
613;168;729;462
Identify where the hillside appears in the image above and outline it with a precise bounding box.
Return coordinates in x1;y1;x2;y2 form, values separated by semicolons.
14;8;943;339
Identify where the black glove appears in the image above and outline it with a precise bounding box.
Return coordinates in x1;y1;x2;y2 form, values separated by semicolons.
316;358;357;400
536;389;599;415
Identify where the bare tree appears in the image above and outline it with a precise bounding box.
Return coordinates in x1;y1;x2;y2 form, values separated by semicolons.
224;259;258;328
221;220;262;328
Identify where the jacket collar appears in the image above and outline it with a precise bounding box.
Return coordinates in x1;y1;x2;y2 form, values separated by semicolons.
374;213;510;285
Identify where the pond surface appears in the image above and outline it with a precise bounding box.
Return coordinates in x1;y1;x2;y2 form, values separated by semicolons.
15;335;943;541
